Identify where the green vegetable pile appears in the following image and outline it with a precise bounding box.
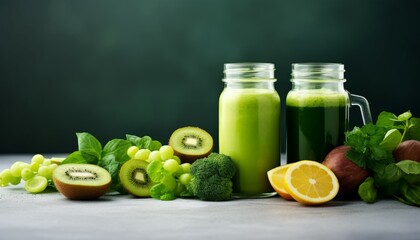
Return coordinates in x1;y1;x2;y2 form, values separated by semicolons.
62;132;237;201
63;132;162;193
345;110;420;206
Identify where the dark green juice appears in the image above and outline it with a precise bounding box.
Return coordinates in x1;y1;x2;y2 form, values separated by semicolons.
286;91;349;163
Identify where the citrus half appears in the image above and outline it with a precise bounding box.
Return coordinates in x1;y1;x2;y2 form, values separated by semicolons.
284;160;339;205
267;164;294;200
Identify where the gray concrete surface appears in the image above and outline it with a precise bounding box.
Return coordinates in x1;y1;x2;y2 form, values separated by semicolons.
1;155;419;240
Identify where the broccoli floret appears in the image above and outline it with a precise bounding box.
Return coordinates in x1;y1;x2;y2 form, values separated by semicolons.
187;153;236;201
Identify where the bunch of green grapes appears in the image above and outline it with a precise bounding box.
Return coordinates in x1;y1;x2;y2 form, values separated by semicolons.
0;154;63;193
126;145;192;200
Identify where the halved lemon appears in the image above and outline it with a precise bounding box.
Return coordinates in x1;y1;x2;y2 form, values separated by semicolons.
284;160;339;205
267;164;294;200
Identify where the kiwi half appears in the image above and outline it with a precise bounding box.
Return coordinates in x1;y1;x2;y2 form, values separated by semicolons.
53;164;111;200
169;126;213;163
119;159;153;197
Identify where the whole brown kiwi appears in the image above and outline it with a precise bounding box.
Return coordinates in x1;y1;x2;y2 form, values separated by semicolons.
393;140;420;163
322;145;369;199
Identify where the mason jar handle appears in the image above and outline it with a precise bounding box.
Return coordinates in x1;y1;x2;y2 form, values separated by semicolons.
349;93;373;124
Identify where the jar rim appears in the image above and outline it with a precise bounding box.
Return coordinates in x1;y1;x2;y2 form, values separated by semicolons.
290;78;346;83
224;62;275;73
222;78;277;83
291;63;345;80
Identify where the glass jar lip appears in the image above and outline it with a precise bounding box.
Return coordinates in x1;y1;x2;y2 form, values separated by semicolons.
290;78;346;83
291;62;345;81
222;78;277;83
223;62;276;81
224;62;275;73
292;62;344;69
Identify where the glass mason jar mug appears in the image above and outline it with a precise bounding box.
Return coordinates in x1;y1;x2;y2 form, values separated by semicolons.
286;63;372;164
219;63;281;198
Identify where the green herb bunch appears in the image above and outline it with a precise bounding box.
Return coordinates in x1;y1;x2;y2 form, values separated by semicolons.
345;110;420;206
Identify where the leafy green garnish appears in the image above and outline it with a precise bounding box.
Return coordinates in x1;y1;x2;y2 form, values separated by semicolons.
126;135;162;151
345;110;420;206
62;132;162;194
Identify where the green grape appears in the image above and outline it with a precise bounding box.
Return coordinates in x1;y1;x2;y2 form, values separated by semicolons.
0;179;6;187
173;165;184;177
0;169;13;185
180;163;191;173
10;161;26;177
30;162;40;172
127;146;139;158
172;155;181;164
37;166;51;179
9;175;21;185
42;158;52;166
21;168;35;181
179;173;192;185
161;175;176;190
159;145;174;160
148;150;162;162
134;149;151;161
48;164;58;175
31;154;45;165
163;159;180;174
174;182;186;196
24;175;48;193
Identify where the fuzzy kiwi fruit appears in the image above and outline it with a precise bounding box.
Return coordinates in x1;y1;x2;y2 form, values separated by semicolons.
119;159;154;197
53;164;111;200
169;126;213;163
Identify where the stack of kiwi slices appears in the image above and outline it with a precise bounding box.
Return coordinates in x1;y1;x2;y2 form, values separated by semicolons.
53;164;111;200
169;126;213;163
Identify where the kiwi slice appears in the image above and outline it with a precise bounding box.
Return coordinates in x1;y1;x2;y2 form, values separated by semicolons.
169;126;213;163
119;159;153;197
53;164;111;200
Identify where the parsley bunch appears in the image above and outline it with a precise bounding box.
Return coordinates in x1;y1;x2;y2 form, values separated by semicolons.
345;111;420;206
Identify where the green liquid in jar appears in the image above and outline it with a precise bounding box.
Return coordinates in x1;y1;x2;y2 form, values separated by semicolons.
286;90;349;164
219;88;280;195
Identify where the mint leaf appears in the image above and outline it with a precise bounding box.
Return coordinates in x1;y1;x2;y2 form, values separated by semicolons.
345;148;366;168
62;151;87;164
380;129;402;151
149;140;162;151
376;111;397;128
394;182;420;206
405;117;420;141
76;132;102;159
98;154;125;193
126;135;162;151
375;163;404;186
358;177;378;203
102;139;131;164
126;134;146;147
345;126;367;152
398;111;412;121
396;160;420;175
147;159;165;182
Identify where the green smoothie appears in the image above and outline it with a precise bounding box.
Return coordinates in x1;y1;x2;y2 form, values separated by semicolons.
286;90;349;164
219;88;280;195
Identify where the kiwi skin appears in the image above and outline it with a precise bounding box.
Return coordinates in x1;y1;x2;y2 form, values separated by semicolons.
169;126;213;163
53;164;111;200
173;148;212;164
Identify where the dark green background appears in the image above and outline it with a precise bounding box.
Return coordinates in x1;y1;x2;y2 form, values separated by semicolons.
1;0;419;154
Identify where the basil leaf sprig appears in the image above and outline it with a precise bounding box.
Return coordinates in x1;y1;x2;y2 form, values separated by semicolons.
63;132;162;194
345;110;420;206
